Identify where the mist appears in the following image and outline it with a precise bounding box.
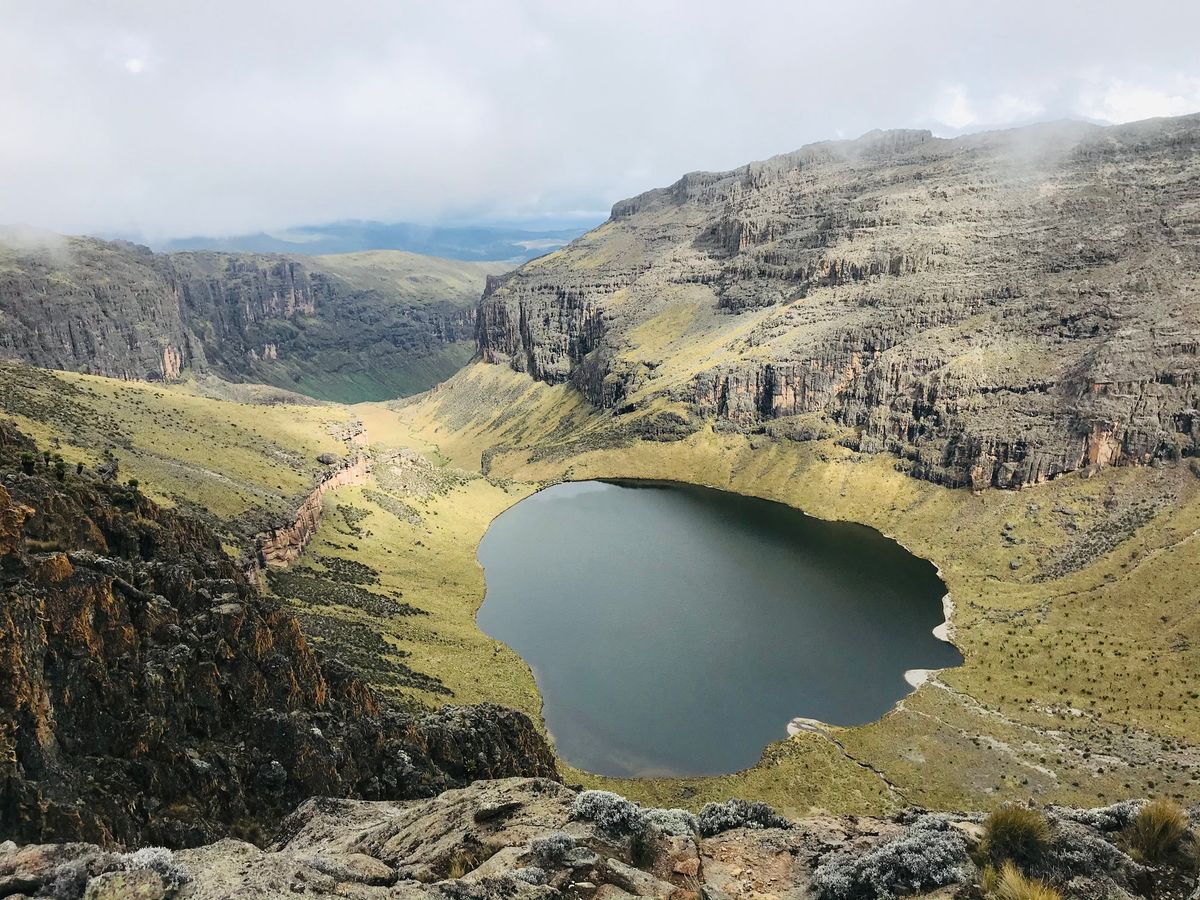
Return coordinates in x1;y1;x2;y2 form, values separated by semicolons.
2;0;1199;240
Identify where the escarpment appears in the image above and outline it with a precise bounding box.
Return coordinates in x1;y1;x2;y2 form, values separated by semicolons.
478;115;1200;488
0;236;504;401
0;421;556;849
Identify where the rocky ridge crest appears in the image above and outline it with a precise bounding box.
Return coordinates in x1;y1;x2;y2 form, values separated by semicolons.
478;115;1200;488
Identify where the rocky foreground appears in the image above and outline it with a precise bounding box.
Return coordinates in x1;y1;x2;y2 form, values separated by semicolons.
0;422;554;847
2;778;1196;900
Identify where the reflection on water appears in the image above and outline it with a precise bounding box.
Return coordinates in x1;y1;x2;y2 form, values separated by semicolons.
477;480;961;777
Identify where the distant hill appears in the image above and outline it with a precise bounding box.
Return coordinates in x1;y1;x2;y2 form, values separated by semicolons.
157;219;596;262
0;231;511;402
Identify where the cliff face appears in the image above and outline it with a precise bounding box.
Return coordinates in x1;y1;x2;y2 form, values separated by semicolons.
478;115;1200;488
0;236;506;401
0;422;555;849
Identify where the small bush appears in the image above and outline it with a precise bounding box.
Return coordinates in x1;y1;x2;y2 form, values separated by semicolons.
990;860;1062;900
528;832;576;867
20;452;35;475
698;798;790;836
811;815;972;900
643;807;699;836
121;847;190;890
49;860;89;900
511;866;548;885
1055;800;1142;833
1125;798;1189;864
571;790;647;835
981;805;1052;870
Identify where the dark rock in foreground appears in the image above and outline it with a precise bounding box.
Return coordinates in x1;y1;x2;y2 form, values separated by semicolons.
0;422;556;848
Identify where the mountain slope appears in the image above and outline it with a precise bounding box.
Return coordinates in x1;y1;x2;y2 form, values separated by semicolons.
0;233;509;401
478;115;1200;488
0;420;555;847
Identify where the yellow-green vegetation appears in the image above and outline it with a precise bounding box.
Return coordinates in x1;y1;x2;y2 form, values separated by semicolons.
7;355;1199;819
1125;798;1191;864
980;805;1052;870
985;861;1062;900
343;361;1200;817
0;362;347;522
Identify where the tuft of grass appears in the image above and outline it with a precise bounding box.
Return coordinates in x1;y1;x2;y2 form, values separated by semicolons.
445;841;501;879
980;805;1052;870
1125;798;1190;864
989;861;1062;900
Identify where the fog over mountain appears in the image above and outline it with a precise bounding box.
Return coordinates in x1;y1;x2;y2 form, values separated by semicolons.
2;0;1199;241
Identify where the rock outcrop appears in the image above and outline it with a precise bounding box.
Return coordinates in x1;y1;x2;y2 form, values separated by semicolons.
478;115;1200;488
252;451;372;570
1;779;1192;899
0;235;507;401
0;422;556;849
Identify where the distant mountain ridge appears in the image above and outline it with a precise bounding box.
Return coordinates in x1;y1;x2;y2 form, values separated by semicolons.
0;232;510;402
157;219;596;262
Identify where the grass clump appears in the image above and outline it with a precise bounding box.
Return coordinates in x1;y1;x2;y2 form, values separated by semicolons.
980;805;1052;871
1124;797;1190;864
984;861;1062;900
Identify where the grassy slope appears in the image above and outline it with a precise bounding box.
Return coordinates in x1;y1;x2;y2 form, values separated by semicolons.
5;359;1196;817
351;362;1200;816
0;363;347;526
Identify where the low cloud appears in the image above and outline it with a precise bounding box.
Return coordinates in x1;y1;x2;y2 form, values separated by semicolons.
1;1;1198;240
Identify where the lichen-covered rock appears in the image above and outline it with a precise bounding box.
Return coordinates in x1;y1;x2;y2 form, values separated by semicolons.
0;783;1192;899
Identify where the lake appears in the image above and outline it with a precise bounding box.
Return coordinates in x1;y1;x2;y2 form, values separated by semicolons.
476;480;961;777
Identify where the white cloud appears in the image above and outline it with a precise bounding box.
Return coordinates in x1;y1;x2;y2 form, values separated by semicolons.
0;1;1197;238
930;86;1046;132
933;85;978;129
1077;77;1200;123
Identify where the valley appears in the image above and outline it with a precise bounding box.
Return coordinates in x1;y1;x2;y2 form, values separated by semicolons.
2;111;1199;900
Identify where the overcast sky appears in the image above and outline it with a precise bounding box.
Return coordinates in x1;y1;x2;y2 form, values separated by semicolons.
3;0;1199;239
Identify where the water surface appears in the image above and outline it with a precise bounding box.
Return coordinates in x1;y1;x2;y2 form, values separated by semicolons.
477;480;959;777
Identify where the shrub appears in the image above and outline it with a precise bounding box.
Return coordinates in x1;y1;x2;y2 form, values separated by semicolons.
76;461;84;475
528;833;576;866
1055;800;1142;833
811;815;972;900
53;459;66;481
990;860;1062;900
121;847;190;890
644;807;700;836
20;452;35;475
511;866;548;885
571;790;647;835
981;805;1052;870
698;798;790;836
127;478;140;492
49;860;89;900
1125;798;1189;864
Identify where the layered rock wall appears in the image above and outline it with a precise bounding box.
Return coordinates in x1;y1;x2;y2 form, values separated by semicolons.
478;115;1200;488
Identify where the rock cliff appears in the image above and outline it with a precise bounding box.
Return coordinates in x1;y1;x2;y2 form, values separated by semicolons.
0;421;555;848
478;115;1200;488
1;779;1193;899
0;234;508;401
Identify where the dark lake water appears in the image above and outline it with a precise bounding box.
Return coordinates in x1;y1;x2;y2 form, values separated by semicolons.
476;480;960;778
